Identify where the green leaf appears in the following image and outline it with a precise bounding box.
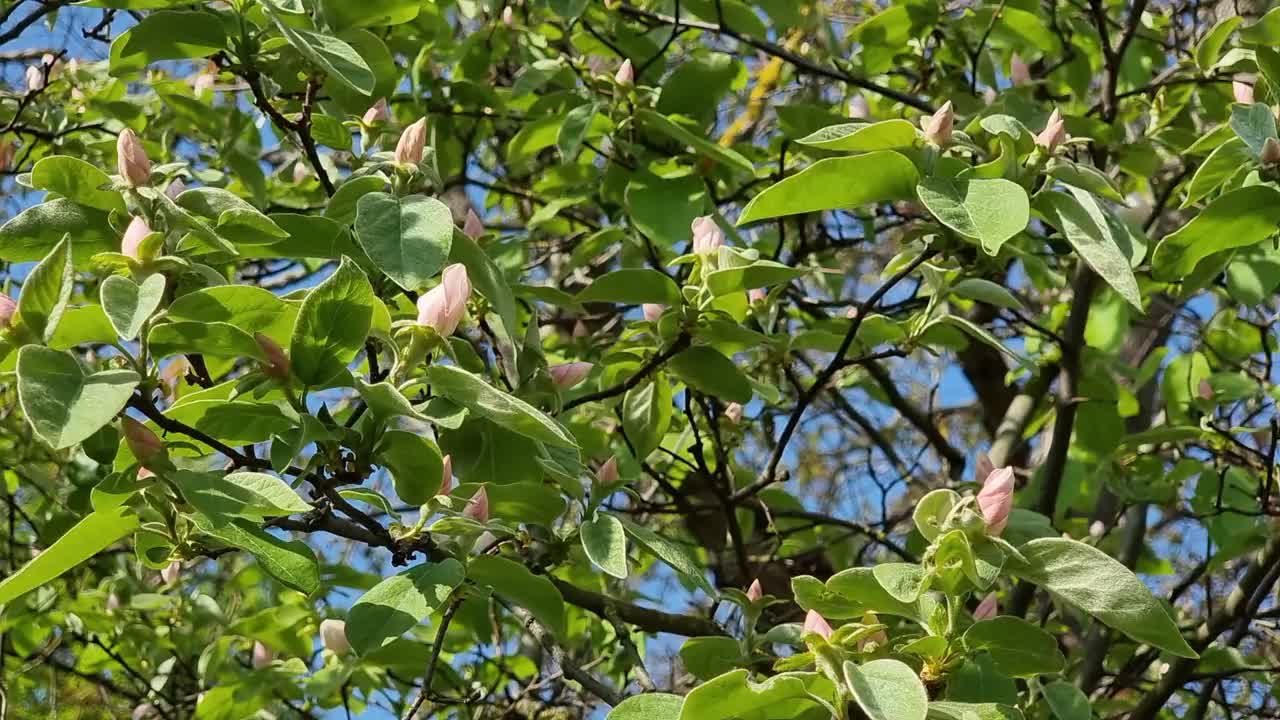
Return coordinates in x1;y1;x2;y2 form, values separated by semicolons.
1042;681;1091;720
347;559;464;656
917;177;1029;255
17;347;139;450
581;512;628;579
797;120;918;151
290;257;377;386
558;102;600;161
0;505;138;606
469;555;566;638
872;563;929;603
622;379;673;457
449;229;520;376
166;284;297;341
739;152;918;224
30;156;125;213
928;702;1024;720
1182;137;1252;207
426;365;578;448
627;175;709;248
844;659;928;720
1197;15;1242;68
452;482;565;526
266;11;374;95
962;617;1066;677
100;273;166;341
320;0;419;28
608;693;684;720
680;636;744;680
1152;186;1280;280
823;568;927;622
377;430;445;505
704;260;808;297
182;470;311;526
148;321;264;361
576;269;682;305
112;10;226;71
913;489;960;541
0;199;115;265
17;236;73;343
667;346;752;403
326;175;388;224
679;670;836;720
620;518;715;595
48;305;117;350
1033;189;1143;308
194;515;319;595
950;279;1024;310
1229;102;1277;154
355;193;453;292
637;110;755;176
1006;537;1197;658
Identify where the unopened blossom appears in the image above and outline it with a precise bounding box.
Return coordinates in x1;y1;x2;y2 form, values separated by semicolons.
192;72;215;94
691;216;723;254
255;333;290;379
463;208;485;240
440;454;453;497
1009;55;1031;85
502;6;514;25
922;101;954;146
1233;80;1255;104
416;264;471;336
747;288;767;305
848;94;870;119
1036;109;1067;152
164;178;186;200
1262;137;1280;166
292;162;310;184
0;140;13;173
362;97;390;125
745;579;763;603
615;58;634;86
1089;520;1105;538
251;641;273;669
25;65;44;91
117;128;151;187
0;294;15;331
106;593;120;612
597;456;619;484
320;619;350;656
724;402;744;424
121;216;152;261
857;612;887;650
803;610;833;640
642;303;664;322
973;592;998;621
1198;378;1214;401
549;362;592;390
132;704;159;720
161;561;180;585
395;117;428;165
462;486;490;523
976;466;1015;536
123;416;164;464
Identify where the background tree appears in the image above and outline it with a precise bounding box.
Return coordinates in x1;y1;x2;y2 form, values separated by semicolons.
0;1;1278;719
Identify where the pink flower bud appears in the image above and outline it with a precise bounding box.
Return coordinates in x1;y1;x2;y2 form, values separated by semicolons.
502;6;514;25
292;162;310;184
1198;378;1213;401
106;593;120;612
251;641;273;669
857;612;887;651
164;178;186;200
1233;80;1255;105
974;453;994;484
549;361;592;390
572;320;589;338
1036;108;1067;152
255;333;290;379
615;59;634;86
116;128;151;187
691;215;723;254
416;264;471;336
724;402;743;424
848;94;870;119
463;208;485;240
747;288;767;305
597;456;619;484
121;216;152;262
123;416;165;464
973;592;998;621
642;303;665;322
161;560;180;585
462;486;490;523
923;101;954;147
440;454;453;497
803;610;833;640
319;619;350;656
0;140;14;173
1262;137;1280;166
395;117;428;165
138;467;155;480
976;466;1015;536
1089;520;1105;538
25;65;44;92
362;97;390;125
192;73;215;94
0;294;16;331
1009;55;1031;86
745;579;763;603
